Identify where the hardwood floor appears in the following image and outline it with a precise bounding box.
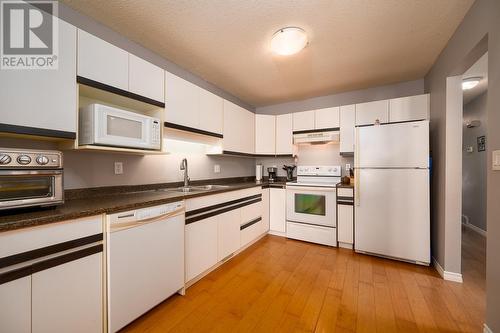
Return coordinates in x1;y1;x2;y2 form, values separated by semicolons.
122;234;486;333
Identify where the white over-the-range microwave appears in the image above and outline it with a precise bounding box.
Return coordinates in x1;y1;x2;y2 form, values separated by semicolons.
79;104;161;150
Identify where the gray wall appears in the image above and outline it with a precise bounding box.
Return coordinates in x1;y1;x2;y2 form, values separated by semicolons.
462;92;487;231
423;0;500;331
57;2;254;112
256;79;424;115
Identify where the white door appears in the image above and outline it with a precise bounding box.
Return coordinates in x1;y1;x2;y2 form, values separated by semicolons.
199;89;223;134
337;204;354;244
340;105;355;154
269;188;286;233
355;100;389;126
255;114;276;154
165;72;199;128
108;215;184;333
128;54;165;102
32;253;103;333
286;186;336;227
185;216;218;281
0;276;31;333
293;110;315;131
77;29;129;90
354;169;430;264
218;209;241;261
276;114;293;154
315;107;340;129
356;120;429;168
389;94;429;123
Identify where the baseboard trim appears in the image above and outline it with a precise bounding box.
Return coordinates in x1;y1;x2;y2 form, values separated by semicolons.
483;323;493;333
268;230;286;237
462;222;487;237
432;257;463;283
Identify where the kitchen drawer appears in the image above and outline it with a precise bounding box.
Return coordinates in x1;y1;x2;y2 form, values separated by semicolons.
286;222;337;247
241;201;262;224
337;188;354;198
240;217;263;248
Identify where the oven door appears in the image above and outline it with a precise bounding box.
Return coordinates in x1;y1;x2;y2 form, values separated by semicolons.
286;186;336;227
95;105;155;149
0;170;64;210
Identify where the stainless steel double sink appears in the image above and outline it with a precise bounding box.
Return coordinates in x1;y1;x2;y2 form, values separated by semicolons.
158;184;230;193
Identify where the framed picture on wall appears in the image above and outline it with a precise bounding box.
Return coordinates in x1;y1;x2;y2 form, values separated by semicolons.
477;135;486;152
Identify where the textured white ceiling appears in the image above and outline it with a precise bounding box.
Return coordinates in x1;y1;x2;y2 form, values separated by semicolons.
61;0;474;107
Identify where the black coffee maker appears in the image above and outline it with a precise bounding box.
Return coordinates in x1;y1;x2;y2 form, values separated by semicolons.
282;165;296;181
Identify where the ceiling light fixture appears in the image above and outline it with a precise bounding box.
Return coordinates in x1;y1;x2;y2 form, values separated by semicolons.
270;27;308;56
462;77;482;90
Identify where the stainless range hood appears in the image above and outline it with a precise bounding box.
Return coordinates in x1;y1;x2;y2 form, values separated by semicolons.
293;129;340;144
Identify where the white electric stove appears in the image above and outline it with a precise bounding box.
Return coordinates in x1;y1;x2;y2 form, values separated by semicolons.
285;166;341;246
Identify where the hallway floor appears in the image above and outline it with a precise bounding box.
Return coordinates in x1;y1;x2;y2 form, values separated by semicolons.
122;234;486;333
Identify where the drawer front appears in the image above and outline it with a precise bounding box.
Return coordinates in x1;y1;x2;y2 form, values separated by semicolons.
186;187;261;211
240;217;263;248
240;201;262;224
337;188;354;198
286;222;337;246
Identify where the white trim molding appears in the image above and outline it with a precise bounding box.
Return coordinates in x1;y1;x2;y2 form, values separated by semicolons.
483;324;493;333
462;221;487;237
432;257;463;283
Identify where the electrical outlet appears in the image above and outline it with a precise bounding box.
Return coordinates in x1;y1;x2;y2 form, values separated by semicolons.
345;163;351;172
114;162;123;175
214;164;221;173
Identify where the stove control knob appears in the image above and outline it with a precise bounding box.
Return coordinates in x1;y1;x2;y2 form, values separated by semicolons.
17;155;31;165
36;155;49;165
0;154;12;165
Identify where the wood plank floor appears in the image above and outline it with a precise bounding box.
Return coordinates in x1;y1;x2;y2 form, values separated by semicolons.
122;234;486;333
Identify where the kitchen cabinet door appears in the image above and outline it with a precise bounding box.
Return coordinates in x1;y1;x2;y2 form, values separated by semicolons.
255;114;276;154
261;188;270;233
337;204;354;245
315;107;340;129
185;216;218;281
32;253;103;333
340;104;356;154
165;72;200;129
276;113;293;155
223;100;255;154
389;94;429;123
355;100;389;126
293;110;315;131
77;29;128;90
0;276;31;333
199;89;224;135
0;19;77;136
129;53;165;102
269;188;286;234
218;209;241;261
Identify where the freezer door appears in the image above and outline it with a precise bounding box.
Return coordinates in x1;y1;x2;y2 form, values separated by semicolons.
354;169;430;264
355;120;429;168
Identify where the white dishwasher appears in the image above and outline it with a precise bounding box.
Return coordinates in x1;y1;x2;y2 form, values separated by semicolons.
107;201;185;333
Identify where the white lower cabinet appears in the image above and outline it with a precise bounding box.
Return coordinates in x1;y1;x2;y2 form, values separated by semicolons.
337;204;354;246
0;276;31;333
32;253;103;333
218;209;241;261
261;188;270;233
185;216;219;282
269;188;286;234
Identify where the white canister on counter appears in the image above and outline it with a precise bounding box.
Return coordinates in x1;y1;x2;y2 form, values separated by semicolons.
255;164;263;181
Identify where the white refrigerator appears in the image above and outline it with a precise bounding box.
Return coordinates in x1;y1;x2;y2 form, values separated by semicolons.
354;120;430;265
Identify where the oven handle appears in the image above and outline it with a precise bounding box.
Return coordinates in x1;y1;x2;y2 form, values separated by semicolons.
286;186;336;192
0;169;63;176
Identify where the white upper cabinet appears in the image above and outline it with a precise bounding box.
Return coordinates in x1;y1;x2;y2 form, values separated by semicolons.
340;105;356;154
276;113;293;155
255;114;276;154
77;29;128;90
128;54;164;102
315;107;340;129
165;72;199;129
0;19;77;136
355;100;389;126
223;100;255;154
389;94;430;123
199;89;223;135
293;110;315;131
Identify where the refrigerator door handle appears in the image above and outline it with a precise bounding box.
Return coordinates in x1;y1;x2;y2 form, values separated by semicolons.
354;127;360;205
355;168;360;206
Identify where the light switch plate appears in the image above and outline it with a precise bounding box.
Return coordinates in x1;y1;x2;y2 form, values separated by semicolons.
214;164;221;173
346;163;351;172
493;150;500;171
114;162;123;175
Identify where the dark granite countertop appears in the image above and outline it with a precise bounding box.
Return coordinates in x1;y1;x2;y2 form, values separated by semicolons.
0;177;287;233
336;182;354;188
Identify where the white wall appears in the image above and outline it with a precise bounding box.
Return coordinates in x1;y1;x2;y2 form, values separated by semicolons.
462;92;488;231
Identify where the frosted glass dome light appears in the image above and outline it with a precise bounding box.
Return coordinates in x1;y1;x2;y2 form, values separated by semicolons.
270;27;308;56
